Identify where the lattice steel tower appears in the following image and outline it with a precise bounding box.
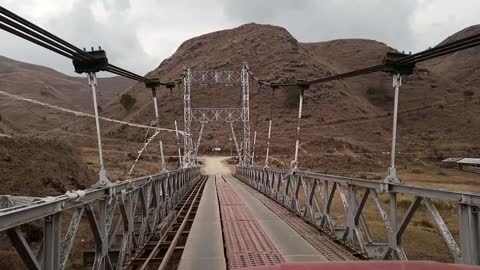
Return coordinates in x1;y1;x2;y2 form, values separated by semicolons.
183;67;193;167
182;63;252;167
241;63;252;166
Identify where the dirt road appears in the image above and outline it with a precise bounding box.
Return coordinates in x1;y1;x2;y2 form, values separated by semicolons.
199;156;233;175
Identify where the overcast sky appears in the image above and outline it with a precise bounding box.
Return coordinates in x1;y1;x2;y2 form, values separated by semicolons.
0;0;478;77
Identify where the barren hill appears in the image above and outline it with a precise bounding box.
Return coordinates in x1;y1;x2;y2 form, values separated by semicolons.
426;25;480;88
0;136;95;196
72;23;480;175
0;56;133;135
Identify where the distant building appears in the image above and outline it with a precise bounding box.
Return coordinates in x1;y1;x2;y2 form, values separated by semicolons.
211;147;222;152
441;158;462;168
457;158;480;173
442;157;480;173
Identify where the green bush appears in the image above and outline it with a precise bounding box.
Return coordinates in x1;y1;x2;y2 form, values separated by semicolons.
120;93;136;111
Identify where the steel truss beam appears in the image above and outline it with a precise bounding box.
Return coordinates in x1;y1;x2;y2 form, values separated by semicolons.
190;70;241;84
237;166;480;265
191;108;244;122
0;168;201;270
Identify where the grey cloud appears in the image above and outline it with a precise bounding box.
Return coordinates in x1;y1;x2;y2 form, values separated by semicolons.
0;0;475;77
46;0;156;76
0;0;156;77
223;0;418;51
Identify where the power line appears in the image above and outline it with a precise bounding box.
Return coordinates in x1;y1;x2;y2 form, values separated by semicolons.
250;32;480;88
0;6;183;88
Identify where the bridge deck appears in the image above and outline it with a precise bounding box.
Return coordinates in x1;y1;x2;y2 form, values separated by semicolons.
178;175;226;270
178;174;358;269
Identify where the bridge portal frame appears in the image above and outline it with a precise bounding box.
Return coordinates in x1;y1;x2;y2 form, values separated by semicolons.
182;64;252;167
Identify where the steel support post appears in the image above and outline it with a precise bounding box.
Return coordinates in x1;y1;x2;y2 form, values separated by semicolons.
385;73;402;183
151;89;167;172
387;192;400;259
291;90;304;172
87;72;110;185
174;120;183;168
459;204;480;264
265;120;272;168
43;213;62;270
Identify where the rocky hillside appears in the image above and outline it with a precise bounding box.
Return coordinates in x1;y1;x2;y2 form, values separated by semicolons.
0;56;133;135
427;25;480;88
73;23;480;173
0;137;95;196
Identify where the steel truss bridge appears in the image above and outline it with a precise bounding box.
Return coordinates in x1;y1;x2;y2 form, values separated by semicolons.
0;5;479;270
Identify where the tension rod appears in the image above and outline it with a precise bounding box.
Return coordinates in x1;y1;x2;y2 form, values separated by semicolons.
150;88;167;172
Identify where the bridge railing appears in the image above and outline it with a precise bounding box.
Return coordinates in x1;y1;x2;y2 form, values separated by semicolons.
236;166;480;265
0;167;201;270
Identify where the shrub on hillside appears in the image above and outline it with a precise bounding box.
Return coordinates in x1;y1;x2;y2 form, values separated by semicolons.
120;93;136;111
464;89;474;98
366;82;392;105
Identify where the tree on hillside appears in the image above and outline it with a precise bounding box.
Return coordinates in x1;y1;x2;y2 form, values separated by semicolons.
120;93;136;111
366;82;392;106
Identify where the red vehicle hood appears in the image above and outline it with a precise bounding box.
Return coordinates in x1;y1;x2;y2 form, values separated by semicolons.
241;261;480;270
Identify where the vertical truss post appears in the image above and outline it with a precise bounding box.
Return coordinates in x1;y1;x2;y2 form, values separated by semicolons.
87;72;110;185
387;192;400;259
252;130;257;166
265;120;272;168
151;88;167;172
183;67;193;167
174;120;183;168
385;74;402;183
241;63;251;166
459;204;480;264
43;213;62;270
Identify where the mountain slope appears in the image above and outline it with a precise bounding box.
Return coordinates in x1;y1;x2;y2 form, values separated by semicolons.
426;25;480;88
88;23;480;174
0;56;134;135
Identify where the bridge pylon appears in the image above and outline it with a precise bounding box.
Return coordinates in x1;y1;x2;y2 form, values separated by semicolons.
182;63;253;167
